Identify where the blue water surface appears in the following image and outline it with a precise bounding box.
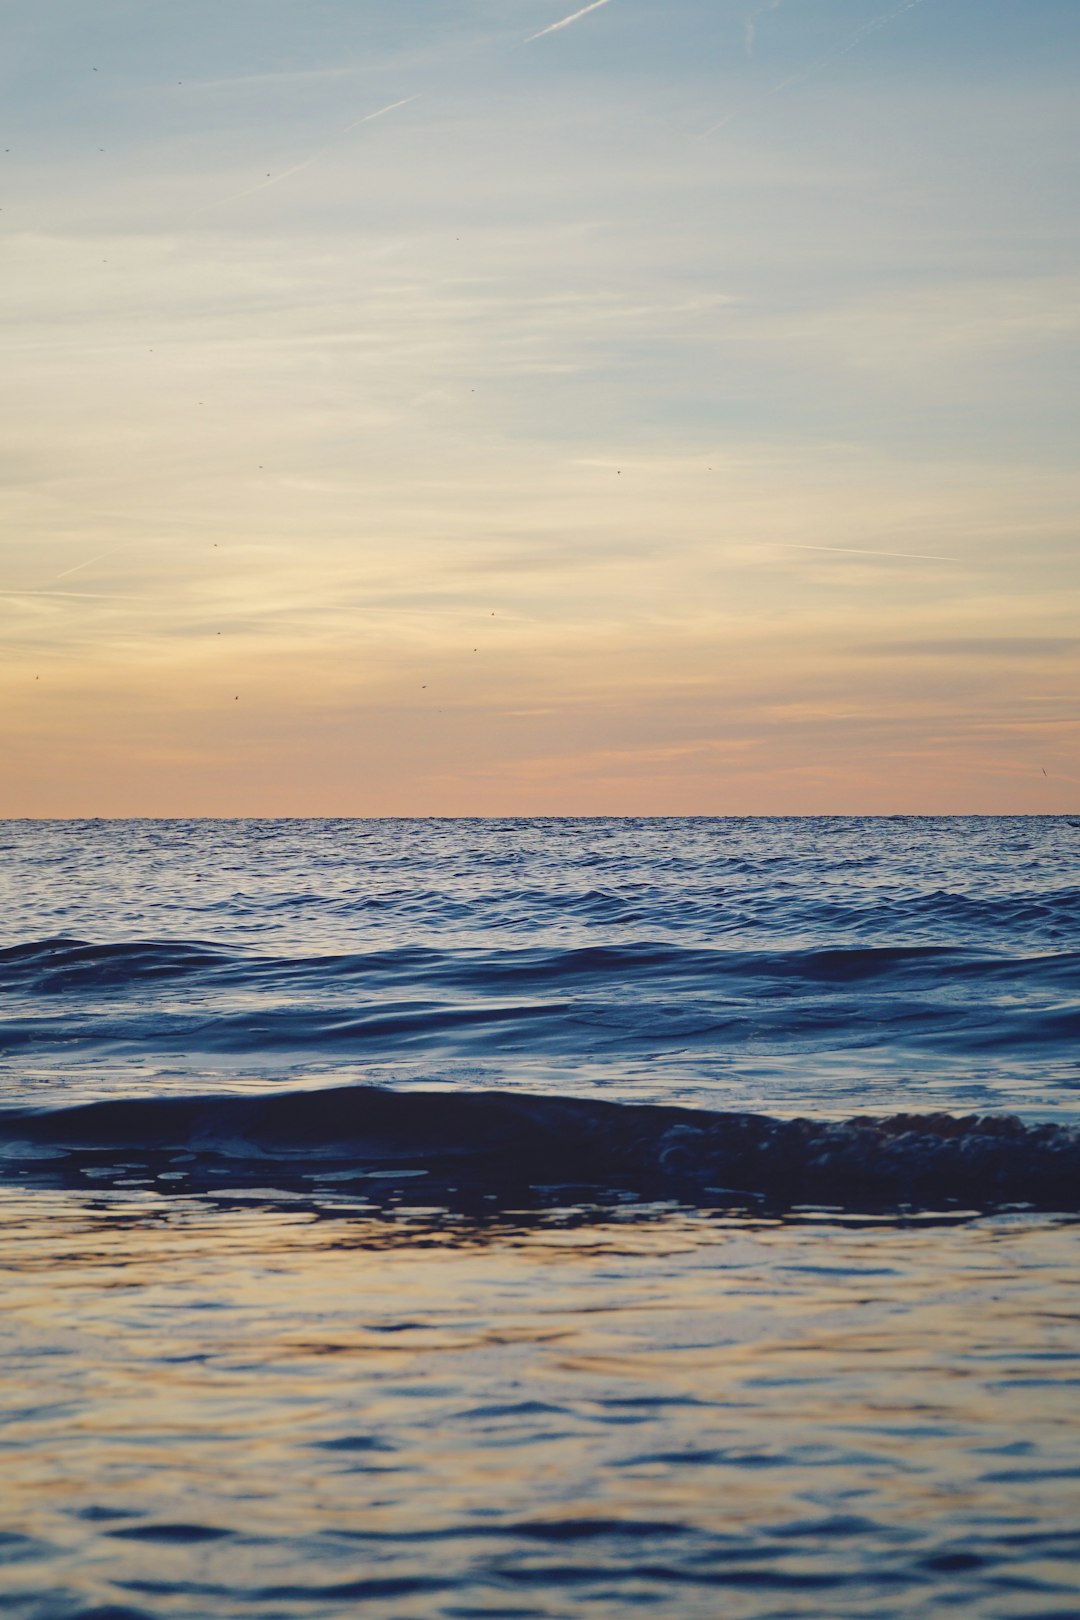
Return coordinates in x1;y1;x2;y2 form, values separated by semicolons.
0;816;1077;1118
2;817;1080;1620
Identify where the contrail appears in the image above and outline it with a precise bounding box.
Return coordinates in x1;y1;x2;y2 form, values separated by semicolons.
339;94;422;136
0;588;139;601
744;0;782;58
702;0;928;137
773;0;926;94
526;0;614;44
9;541;149;600
0;545;136;603
49;549;125;583
213;94;421;207
776;543;958;562
700;109;739;138
232;158;314;199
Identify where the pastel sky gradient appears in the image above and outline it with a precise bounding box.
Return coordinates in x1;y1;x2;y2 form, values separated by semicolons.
4;0;1078;814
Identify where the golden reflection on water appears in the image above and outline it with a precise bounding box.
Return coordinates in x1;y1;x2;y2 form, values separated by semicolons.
1;1191;1079;1618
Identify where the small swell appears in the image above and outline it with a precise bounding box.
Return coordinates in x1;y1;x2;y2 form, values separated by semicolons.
2;1085;1078;1211
6;934;1077;998
0;936;230;989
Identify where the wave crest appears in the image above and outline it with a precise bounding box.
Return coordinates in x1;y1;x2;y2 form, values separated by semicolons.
3;1086;1078;1212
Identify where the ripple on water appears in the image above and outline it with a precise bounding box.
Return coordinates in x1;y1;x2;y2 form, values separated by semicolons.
1;1191;1078;1619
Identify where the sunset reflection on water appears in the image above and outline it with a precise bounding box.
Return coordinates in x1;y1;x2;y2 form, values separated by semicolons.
2;1191;1077;1618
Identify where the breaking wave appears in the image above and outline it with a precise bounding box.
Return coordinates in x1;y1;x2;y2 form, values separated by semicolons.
3;1084;1078;1211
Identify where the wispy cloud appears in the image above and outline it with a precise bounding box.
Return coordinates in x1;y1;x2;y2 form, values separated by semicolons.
3;0;1075;814
526;0;615;45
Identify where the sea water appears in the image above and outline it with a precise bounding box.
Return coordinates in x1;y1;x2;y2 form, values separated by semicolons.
1;817;1078;1617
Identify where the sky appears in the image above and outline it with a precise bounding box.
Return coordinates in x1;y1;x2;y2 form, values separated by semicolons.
3;0;1078;816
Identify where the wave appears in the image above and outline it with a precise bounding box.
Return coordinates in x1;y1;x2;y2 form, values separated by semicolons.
4;933;1078;990
2;935;1076;1091
3;1085;1078;1211
0;936;232;987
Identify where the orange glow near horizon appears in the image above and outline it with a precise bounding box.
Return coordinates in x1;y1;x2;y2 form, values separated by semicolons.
3;3;1078;816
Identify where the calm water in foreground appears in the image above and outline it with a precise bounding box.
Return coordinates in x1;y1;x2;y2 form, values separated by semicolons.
1;817;1078;1618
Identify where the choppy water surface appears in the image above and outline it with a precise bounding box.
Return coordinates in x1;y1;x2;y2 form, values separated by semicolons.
1;817;1078;1618
1;816;1078;1115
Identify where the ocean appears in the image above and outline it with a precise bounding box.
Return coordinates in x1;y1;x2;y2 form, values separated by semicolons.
1;816;1078;1618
